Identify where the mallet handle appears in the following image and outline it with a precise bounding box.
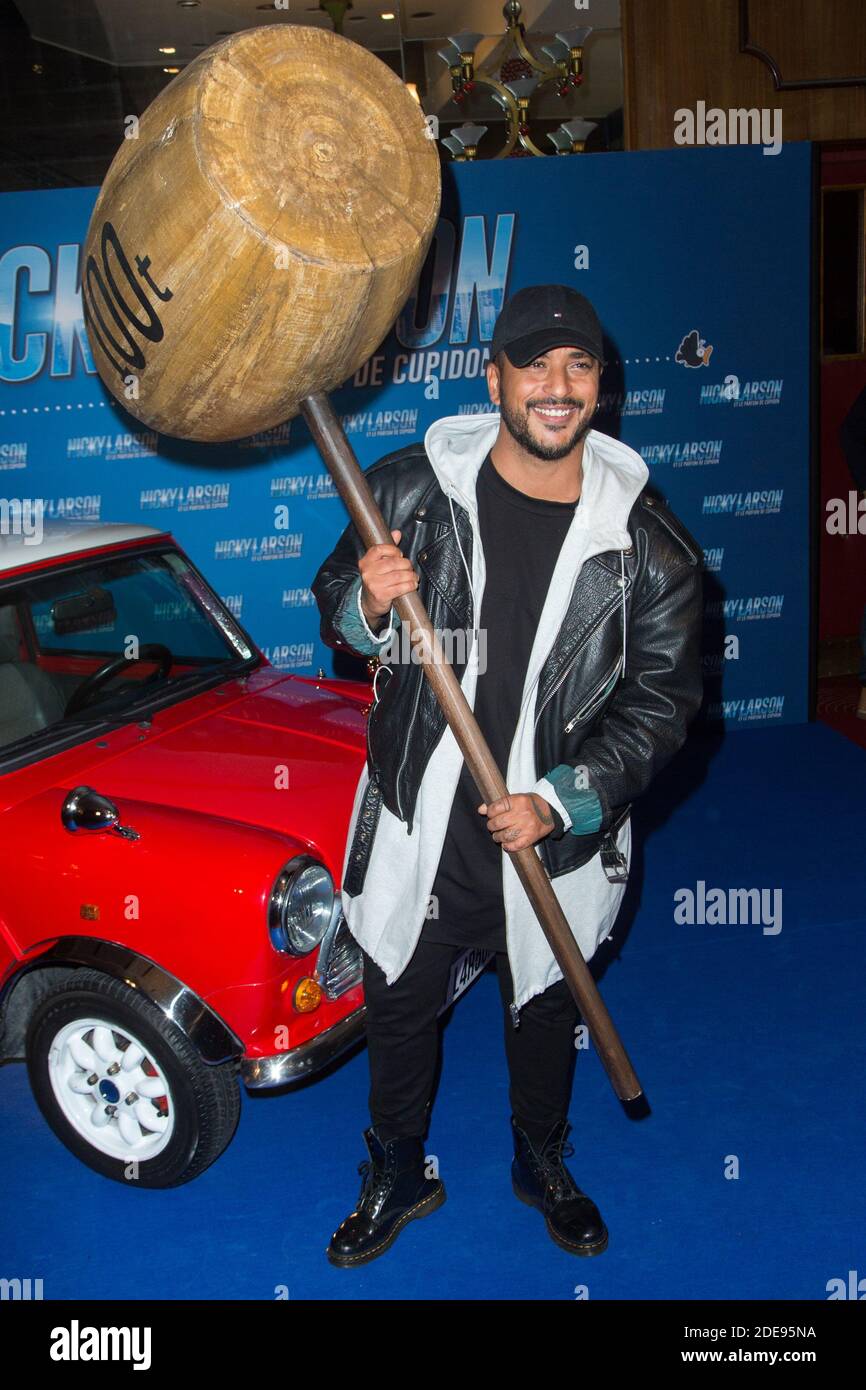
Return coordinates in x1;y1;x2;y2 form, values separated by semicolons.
302;391;642;1103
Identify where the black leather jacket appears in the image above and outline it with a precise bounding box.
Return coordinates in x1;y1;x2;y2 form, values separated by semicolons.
312;441;704;895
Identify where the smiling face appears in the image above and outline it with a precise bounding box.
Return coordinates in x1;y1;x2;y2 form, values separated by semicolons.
487;344;601;462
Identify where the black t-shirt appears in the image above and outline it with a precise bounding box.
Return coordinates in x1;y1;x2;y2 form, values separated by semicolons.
422;451;579;953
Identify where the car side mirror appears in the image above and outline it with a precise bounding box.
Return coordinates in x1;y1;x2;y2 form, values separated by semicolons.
61;785;138;841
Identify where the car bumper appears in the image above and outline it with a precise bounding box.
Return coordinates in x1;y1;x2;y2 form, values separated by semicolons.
240;1005;366;1088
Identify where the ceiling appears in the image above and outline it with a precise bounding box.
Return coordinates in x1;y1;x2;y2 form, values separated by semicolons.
0;0;622;189
12;0;622;71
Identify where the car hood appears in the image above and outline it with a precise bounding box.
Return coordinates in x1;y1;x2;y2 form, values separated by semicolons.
39;668;370;861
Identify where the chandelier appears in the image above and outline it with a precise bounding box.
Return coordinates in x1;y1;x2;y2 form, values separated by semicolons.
437;1;598;160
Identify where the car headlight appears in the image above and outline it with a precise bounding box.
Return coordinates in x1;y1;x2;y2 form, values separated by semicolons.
268;856;335;956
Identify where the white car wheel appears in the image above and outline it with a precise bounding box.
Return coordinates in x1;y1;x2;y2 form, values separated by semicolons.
27;970;241;1187
47;1016;175;1161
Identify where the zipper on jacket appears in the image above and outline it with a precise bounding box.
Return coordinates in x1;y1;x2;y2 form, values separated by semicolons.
563;655;623;732
395;491;478;825
395;672;423;822
533;591;626;734
365;702;374;770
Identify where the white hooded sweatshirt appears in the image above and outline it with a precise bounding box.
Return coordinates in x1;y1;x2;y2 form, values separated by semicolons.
339;410;649;1014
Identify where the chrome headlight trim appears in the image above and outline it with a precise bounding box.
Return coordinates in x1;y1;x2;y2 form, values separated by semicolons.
268;855;335;956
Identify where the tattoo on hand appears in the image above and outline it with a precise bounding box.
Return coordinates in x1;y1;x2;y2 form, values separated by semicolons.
531;794;553;827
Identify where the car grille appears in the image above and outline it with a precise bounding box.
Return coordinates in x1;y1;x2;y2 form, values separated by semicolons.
317;915;363;999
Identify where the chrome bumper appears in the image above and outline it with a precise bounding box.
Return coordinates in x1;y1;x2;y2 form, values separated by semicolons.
240;1005;366;1089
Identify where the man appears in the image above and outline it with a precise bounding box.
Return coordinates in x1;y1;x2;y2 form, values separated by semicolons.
312;284;704;1267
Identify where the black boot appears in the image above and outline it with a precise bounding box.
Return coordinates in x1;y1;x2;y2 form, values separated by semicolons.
511;1116;608;1256
326;1127;446;1267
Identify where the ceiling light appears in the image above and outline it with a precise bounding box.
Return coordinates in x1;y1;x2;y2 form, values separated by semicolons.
163;66;181;73
159;47;176;54
381;11;396;18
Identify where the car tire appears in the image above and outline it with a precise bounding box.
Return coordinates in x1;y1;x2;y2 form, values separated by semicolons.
26;968;241;1188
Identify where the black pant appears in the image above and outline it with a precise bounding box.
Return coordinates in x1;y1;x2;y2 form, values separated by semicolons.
361;933;580;1146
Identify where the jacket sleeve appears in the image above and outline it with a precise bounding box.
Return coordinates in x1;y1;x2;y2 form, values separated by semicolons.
310;509;404;660
533;775;601;836
532;555;704;834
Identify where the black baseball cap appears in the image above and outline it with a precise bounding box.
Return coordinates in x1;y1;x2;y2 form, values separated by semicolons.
491;284;606;369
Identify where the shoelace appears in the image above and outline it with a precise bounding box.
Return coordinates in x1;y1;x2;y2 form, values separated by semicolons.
355;1158;392;1215
536;1135;584;1207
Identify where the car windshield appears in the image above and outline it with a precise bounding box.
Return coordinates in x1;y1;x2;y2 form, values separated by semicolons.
0;546;258;758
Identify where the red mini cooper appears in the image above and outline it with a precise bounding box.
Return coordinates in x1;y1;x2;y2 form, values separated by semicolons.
0;519;383;1187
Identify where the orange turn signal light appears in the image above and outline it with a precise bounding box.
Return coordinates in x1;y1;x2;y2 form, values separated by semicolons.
293;977;323;1013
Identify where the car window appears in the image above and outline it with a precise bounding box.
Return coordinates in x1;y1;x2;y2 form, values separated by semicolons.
0;548;256;763
31;558;228;660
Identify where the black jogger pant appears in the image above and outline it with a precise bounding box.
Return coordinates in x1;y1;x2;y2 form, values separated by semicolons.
361;935;580;1146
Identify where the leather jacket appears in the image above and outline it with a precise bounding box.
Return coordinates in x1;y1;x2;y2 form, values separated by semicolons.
312;441;704;895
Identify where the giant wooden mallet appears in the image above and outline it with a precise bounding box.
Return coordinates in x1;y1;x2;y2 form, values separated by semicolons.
82;24;642;1103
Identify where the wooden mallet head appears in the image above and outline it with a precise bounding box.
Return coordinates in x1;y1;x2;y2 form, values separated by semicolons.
82;24;441;442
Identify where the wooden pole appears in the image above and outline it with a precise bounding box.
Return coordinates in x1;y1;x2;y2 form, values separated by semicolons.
302;390;643;1104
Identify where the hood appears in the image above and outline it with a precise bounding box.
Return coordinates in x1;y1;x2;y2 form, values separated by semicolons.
34;673;368;868
422;410;649;551
421;411;650;743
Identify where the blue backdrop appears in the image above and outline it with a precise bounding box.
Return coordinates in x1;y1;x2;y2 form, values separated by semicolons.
0;141;812;726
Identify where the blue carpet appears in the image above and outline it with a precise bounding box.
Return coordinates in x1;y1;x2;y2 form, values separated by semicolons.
2;721;864;1301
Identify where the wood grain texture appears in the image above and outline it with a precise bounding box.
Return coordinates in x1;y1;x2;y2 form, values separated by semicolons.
621;0;866;150
82;25;441;442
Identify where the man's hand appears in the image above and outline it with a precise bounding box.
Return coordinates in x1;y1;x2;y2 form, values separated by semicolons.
359;528;419;625
477;792;556;853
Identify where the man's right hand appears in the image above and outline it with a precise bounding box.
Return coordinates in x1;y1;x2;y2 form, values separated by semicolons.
358;529;420;625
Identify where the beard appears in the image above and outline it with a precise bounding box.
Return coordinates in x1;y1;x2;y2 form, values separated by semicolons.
498;395;594;461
